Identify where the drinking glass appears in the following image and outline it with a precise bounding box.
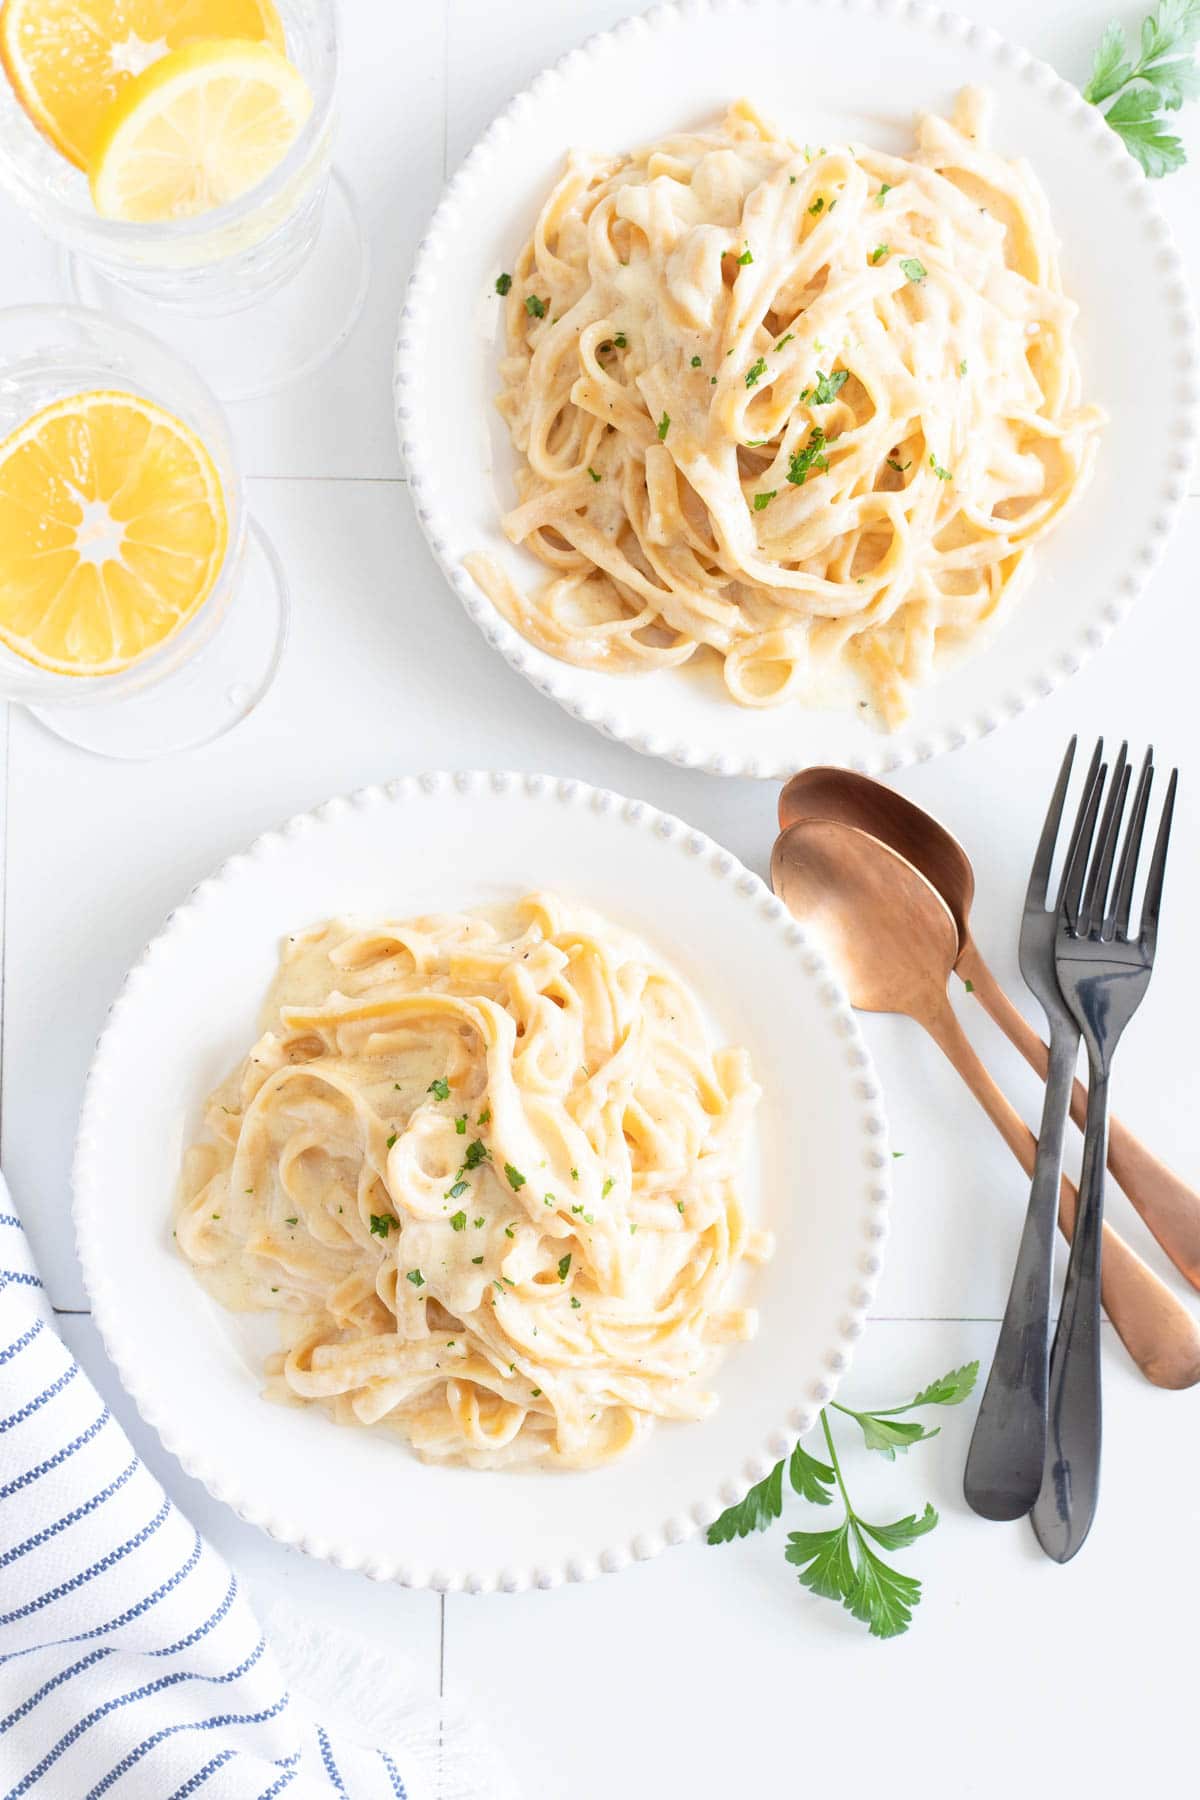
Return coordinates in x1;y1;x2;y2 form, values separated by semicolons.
0;0;368;402
0;305;289;757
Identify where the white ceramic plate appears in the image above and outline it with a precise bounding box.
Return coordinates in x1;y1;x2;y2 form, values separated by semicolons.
74;772;889;1593
396;0;1197;781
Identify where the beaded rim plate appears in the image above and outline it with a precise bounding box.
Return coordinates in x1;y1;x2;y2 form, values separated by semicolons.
395;0;1197;780
74;772;890;1593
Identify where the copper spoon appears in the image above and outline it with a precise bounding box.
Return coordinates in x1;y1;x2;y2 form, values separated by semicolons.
771;817;1200;1390
779;767;1200;1292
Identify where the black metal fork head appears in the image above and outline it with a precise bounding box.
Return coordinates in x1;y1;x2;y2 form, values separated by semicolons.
1060;741;1178;950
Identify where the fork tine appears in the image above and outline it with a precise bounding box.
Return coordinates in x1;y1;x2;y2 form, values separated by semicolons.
1109;749;1153;939
1061;754;1106;932
1082;744;1129;933
1027;735;1077;909
1140;768;1179;955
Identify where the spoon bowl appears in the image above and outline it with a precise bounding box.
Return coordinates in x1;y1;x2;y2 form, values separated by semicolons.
770;819;959;1018
778;767;975;945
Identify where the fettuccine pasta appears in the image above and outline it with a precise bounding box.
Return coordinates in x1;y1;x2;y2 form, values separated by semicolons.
470;89;1103;727
176;894;767;1469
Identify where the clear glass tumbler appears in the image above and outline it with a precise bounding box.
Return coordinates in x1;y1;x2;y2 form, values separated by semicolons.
0;0;368;402
0;304;289;758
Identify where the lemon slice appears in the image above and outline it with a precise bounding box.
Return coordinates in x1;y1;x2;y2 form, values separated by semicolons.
0;0;286;169
88;35;311;220
0;389;228;676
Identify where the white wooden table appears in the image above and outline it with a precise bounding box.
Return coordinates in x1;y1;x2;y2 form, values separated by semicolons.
2;3;1197;1794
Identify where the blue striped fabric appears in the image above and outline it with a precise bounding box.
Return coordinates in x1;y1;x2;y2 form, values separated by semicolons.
0;1181;417;1800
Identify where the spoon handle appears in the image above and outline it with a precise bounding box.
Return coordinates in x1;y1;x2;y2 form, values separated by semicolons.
959;945;1200;1292
922;993;1200;1391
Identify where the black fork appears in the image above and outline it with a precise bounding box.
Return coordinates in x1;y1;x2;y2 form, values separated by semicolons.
1030;746;1178;1562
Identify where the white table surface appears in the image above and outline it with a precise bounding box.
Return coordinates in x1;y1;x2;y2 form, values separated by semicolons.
2;2;1198;1794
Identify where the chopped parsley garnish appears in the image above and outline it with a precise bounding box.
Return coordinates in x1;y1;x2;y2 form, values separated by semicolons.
369;1214;397;1238
887;457;912;473
531;1388;542;1398
445;1178;469;1200
602;1177;615;1197
285;1216;298;1226
869;244;889;264
690;355;702;367
495;272;512;295
958;359;968;376
929;454;953;481
811;368;848;406
876;182;892;205
787;426;831;486
899;257;927;283
450;1210;467;1231
544;1193;556;1208
736;244;754;265
386;1132;397;1149
613;332;627;348
464;1139;488;1171
774;333;793;352
557;1254;572;1281
406;1269;425;1287
455;1115;467;1135
524;294;547;318
570;1167;579;1181
504;1163;527;1191
477;1107;491;1125
677;1201;685;1214
753;491;777;512
657;411;671;440
571;1203;584;1214
570;1296;582;1309
474;1216;485;1228
808;196;825;215
745;357;767;388
471;1255;484;1265
504;1225;515;1238
427;1078;450;1101
586;466;601;482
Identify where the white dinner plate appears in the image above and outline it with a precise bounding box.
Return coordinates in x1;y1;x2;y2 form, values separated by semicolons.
395;0;1197;781
74;772;889;1593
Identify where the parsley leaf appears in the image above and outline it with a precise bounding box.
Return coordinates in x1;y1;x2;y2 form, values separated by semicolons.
455;1115;467;1134
908;1360;981;1409
690;355;702;367
745;357;767;388
1082;3;1200;175
929;454;953;481
887;456;911;473
807;196;825;215
706;1460;784;1542
774;333;794;351
869;244;889;264
450;1210;467;1231
899;257;927;283
753;490;777;512
495;272;512;296
464;1139;488;1171
524;294;547;318
504;1163;526;1191
427;1078;450;1101
406;1268;425;1287
811;367;848;406
707;1363;960;1639
557;1253;572;1281
369;1214;397;1238
787;427;830;486
876;182;892;205
736;244;753;265
657;411;671;440
789;1441;836;1505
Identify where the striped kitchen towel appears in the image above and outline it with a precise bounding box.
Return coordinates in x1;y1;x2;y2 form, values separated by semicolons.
0;1179;506;1800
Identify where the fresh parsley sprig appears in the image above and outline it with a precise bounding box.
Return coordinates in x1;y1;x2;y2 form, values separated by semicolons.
707;1359;978;1639
1084;1;1200;177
